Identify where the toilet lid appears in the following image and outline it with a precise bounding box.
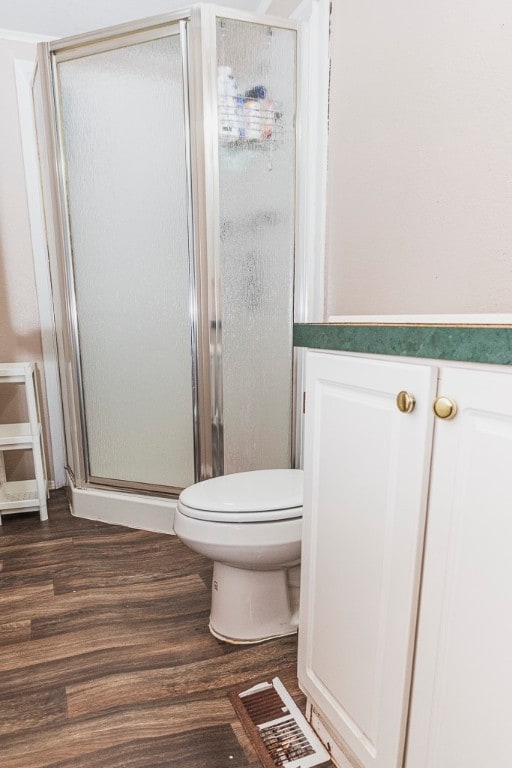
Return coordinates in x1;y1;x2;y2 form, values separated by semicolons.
178;469;303;523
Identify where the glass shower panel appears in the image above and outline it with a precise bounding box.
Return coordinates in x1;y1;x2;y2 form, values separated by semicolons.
216;18;297;473
57;34;195;490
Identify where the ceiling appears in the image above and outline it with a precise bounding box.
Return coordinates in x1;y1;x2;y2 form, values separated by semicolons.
0;0;262;38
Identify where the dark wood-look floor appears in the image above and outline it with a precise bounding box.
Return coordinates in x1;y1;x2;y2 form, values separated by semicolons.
0;490;309;768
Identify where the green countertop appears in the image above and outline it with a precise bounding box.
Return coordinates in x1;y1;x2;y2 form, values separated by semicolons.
293;324;512;366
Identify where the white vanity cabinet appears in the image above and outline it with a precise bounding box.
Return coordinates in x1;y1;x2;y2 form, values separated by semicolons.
298;351;512;768
405;364;512;768
298;351;438;768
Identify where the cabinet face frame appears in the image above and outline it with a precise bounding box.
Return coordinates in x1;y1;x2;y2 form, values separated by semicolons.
298;351;438;768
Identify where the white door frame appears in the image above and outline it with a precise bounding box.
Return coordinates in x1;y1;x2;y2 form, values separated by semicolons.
286;0;330;466
293;0;329;323
258;0;330;323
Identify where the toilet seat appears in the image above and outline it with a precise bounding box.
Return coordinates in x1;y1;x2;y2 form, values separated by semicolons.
178;500;302;523
178;469;303;523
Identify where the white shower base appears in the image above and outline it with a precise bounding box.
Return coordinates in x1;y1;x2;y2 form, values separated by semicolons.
69;482;177;534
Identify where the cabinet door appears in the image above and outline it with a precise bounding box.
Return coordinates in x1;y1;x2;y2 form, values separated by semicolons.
298;352;437;768
406;366;512;768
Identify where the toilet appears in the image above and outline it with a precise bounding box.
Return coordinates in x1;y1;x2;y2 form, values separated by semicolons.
174;468;303;644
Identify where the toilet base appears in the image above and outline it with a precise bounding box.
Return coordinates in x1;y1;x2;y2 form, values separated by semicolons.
209;561;300;644
208;621;297;645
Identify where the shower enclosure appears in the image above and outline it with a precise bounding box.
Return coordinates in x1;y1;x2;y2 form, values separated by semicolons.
35;6;298;530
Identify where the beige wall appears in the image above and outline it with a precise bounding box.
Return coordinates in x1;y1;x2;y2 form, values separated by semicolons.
0;39;54;481
325;0;512;317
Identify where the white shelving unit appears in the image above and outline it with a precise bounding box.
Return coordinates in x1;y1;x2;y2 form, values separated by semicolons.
0;362;48;523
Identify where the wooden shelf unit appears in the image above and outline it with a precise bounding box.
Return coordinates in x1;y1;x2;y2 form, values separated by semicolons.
0;362;48;523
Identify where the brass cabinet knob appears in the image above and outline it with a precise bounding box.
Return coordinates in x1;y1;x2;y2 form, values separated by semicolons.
433;396;457;420
396;391;416;414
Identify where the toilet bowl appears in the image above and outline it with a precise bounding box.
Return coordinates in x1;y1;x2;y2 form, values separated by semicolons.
174;468;303;644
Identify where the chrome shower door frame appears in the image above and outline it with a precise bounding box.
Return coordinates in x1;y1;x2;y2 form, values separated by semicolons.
188;6;300;476
37;12;202;497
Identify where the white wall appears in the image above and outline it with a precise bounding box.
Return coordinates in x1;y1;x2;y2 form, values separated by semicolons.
325;0;512;317
0;0;259;38
263;0;303;15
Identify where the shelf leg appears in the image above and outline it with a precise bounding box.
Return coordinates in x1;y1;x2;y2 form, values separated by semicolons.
33;437;48;522
26;367;48;521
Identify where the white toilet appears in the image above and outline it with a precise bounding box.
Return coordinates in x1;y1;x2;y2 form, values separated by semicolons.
174;468;303;644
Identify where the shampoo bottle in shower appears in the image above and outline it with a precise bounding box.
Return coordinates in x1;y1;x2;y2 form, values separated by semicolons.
218;66;238;138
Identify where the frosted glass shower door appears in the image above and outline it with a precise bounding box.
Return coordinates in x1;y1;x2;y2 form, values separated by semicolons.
56;30;195;492
216;17;297;473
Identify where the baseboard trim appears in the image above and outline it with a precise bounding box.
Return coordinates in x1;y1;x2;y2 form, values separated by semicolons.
307;701;362;768
48;480;66;491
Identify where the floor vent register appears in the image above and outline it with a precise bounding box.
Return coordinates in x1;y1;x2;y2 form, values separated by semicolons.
229;677;331;768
